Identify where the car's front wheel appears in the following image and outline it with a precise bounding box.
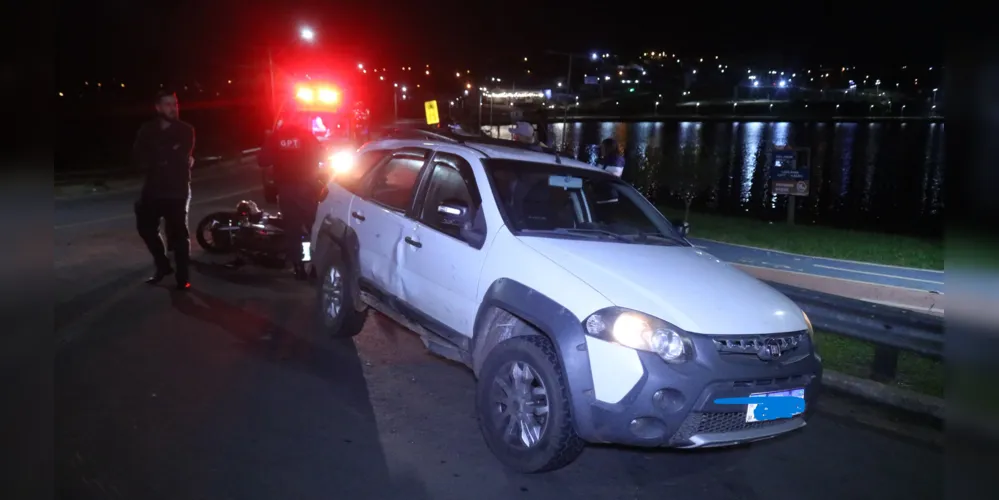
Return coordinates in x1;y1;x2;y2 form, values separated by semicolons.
315;252;366;338
476;335;585;473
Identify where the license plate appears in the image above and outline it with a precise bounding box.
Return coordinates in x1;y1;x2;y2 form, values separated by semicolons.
746;388;805;423
301;242;312;262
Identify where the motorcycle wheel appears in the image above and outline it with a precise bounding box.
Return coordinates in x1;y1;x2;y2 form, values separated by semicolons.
196;212;237;254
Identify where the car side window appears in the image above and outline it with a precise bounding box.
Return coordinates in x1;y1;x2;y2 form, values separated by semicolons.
419;153;485;245
366;155;425;211
339;149;390;194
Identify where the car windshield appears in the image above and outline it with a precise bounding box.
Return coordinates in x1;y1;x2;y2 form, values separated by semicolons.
483;159;689;246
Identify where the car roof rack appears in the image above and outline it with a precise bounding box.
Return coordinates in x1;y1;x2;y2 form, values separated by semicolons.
380;124;562;162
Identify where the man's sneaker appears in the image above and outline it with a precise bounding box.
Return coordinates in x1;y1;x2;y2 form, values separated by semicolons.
146;268;174;284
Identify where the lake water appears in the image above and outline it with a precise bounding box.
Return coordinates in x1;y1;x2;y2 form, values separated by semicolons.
535;121;945;238
60;104;944;238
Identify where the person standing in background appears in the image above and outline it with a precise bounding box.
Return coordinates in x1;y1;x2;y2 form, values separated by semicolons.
509;121;549;148
598;137;625;177
133;90;196;290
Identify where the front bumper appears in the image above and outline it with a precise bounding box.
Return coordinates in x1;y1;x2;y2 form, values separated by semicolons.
569;330;822;449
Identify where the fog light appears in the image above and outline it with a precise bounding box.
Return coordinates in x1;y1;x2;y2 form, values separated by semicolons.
629;417;668;440
653;388;685;413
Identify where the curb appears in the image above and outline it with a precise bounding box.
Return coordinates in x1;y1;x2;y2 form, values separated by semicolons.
693;237;944;274
734;263;945;316
823;369;944;421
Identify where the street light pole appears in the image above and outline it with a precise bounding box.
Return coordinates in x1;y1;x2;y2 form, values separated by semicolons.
266;27;315;127
268;46;276;124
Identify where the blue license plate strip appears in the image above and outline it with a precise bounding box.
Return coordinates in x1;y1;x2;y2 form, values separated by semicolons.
745;388;805;422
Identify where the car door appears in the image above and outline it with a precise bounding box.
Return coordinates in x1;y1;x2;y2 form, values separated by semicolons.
349;148;431;298
399;151;490;339
312;148;391;247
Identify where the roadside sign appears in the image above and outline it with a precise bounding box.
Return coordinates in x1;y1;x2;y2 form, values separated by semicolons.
424;100;440;125
770;148;810;196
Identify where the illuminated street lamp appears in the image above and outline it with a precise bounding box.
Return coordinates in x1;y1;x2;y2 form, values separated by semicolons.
268;26;317;122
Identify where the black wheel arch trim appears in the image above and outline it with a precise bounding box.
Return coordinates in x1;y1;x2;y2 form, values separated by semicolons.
317;214;363;307
473;278;598;441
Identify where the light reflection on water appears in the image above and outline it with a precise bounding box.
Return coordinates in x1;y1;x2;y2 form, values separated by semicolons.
549;120;945;236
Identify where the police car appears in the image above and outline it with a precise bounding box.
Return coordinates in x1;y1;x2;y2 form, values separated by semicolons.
309;128;822;473
262;82;362;203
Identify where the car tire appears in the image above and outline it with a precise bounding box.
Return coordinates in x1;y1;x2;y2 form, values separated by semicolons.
476;334;585;473
315;249;366;338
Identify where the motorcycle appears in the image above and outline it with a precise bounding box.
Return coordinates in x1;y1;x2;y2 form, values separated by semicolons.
195;200;310;268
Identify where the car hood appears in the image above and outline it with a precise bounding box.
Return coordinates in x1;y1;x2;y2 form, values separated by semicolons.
517;237;807;335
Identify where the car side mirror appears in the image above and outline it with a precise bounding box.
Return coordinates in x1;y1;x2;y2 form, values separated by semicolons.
437;199;471;227
675;220;690;237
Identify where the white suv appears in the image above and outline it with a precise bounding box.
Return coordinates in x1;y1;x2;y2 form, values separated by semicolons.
310;129;822;473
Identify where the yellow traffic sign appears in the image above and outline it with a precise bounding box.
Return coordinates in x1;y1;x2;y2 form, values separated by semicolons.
424;100;440;125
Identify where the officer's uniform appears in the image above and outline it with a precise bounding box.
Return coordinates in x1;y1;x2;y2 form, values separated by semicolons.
258;122;322;276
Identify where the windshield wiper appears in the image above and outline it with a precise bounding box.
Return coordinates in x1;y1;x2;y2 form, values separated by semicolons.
631;231;690;246
521;227;630;242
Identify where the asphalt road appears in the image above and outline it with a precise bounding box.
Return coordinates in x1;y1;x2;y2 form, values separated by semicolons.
55;164;942;500
690;238;945;294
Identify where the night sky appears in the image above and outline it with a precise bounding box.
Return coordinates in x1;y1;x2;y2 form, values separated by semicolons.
57;0;941;84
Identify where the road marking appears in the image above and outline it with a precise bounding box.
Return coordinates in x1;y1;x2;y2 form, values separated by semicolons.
53;187;259;230
812;264;945;286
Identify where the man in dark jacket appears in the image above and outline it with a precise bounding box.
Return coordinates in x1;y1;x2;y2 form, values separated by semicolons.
133;90;196;290
598;137;625;177
257;113;323;279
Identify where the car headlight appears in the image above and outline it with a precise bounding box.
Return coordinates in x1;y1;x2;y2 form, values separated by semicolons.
584;308;693;363
802;311;814;338
328;150;354;173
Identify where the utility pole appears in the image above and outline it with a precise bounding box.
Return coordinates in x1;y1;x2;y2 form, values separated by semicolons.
268;47;276;124
545;50;588;150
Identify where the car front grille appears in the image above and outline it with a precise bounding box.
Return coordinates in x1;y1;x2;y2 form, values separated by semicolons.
712;332;806;355
669;411;795;445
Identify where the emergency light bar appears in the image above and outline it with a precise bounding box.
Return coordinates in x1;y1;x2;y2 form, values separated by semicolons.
296;84;339;104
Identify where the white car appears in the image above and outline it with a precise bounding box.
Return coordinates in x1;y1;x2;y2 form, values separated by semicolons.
310;129;822;473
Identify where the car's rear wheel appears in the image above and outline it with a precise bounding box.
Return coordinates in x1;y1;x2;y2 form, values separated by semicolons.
315;251;366;338
476;335;585;473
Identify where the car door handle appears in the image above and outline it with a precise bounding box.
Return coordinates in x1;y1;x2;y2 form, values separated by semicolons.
404;236;422;248
351;211;365;221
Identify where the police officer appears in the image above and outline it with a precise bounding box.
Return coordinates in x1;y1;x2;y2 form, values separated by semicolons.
258;114;323;280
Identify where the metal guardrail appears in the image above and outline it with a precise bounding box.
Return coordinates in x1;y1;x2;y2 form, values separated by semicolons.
768;281;944;383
